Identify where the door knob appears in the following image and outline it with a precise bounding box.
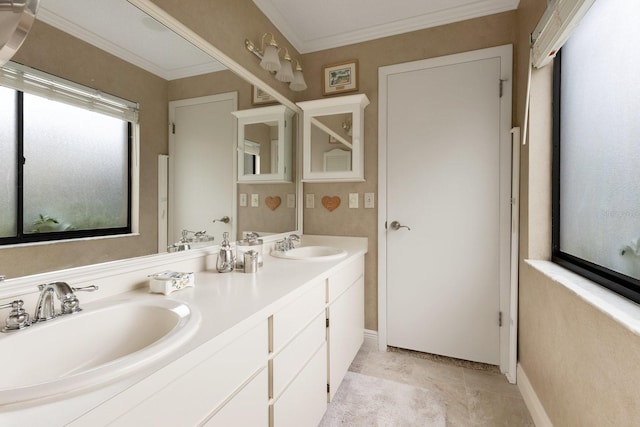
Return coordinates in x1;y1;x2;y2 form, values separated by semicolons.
389;221;411;231
213;216;230;224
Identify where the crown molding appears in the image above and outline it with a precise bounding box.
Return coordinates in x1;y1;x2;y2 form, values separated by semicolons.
253;0;520;53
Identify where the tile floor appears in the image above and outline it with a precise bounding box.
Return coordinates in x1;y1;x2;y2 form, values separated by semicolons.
347;342;535;426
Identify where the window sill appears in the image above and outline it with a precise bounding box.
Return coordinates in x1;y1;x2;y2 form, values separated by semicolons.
0;233;140;250
526;260;640;337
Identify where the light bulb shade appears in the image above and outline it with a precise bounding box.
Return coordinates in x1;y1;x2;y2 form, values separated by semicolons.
275;59;294;82
289;69;307;91
260;44;281;72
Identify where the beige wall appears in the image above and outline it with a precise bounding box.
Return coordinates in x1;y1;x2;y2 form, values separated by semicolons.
0;21;167;277
516;0;640;424
298;12;517;330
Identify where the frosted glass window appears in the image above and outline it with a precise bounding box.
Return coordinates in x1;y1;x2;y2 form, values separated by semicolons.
22;94;129;233
0;87;17;238
554;0;640;300
0;82;131;245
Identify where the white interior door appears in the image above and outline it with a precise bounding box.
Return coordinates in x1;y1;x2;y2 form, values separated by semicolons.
379;46;512;366
168;92;237;245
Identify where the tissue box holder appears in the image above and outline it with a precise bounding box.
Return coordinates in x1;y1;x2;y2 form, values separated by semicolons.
149;271;194;295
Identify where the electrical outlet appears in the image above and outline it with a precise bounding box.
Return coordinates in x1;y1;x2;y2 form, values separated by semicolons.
239;193;247;207
251;194;259;207
364;193;375;209
287;193;296;208
349;192;359;208
305;194;314;209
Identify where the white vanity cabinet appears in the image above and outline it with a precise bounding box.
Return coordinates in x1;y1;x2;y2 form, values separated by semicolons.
298;94;369;182
326;256;365;400
232;105;294;183
70;322;269;426
270;279;327;427
58;241;366;427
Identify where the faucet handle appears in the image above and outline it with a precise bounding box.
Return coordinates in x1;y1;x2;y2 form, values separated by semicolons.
0;300;31;332
61;285;99;314
72;285;99;292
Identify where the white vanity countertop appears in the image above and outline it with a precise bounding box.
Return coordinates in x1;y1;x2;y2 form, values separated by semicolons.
0;235;367;426
172;234;367;350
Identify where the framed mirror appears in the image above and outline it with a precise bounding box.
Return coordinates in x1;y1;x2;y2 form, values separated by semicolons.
0;0;302;278
233;105;294;183
298;94;369;182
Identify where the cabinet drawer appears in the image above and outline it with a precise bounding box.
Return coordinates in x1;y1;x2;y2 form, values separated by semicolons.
327;256;364;303
203;368;268;427
272;279;325;352
110;321;268;426
271;342;327;427
271;312;326;399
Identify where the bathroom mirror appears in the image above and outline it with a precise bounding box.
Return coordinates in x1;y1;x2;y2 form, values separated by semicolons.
233;105;294;183
298;94;369;182
0;0;300;278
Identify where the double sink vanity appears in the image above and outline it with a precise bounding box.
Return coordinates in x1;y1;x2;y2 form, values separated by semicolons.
0;235;367;426
0;2;372;425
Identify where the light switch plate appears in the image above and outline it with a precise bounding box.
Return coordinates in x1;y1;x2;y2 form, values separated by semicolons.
364;192;375;209
251;194;259;207
287;193;296;208
349;192;359;208
305;194;314;209
239;193;247;207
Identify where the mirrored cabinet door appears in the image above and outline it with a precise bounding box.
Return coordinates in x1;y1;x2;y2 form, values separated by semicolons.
298;94;369;182
233;105;294;183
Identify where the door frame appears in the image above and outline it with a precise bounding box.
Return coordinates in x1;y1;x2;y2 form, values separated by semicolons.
377;45;516;379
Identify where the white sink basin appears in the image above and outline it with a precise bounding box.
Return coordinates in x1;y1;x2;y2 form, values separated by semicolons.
0;296;199;406
272;245;348;261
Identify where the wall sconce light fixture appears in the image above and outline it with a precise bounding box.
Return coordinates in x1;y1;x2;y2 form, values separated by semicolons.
275;48;294;82
245;33;307;92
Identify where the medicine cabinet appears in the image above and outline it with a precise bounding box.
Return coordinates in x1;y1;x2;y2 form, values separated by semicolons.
297;94;369;182
232;105;294;183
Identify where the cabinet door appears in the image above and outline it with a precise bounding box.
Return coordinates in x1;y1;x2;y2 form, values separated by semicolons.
272;343;327;427
203;369;268;427
328;276;364;400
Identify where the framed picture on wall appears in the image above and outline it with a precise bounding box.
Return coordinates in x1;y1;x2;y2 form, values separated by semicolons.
252;85;277;105
323;60;358;96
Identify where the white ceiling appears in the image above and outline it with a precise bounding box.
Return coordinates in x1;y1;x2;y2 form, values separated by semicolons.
33;0;520;80
252;0;521;53
36;0;225;80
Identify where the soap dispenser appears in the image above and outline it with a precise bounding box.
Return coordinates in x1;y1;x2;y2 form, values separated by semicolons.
216;232;235;273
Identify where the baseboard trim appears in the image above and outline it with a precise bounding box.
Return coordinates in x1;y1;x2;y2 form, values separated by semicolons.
363;329;378;349
517;363;553;427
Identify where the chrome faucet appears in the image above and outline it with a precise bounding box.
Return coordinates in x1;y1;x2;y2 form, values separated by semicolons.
33;282;99;322
276;234;301;252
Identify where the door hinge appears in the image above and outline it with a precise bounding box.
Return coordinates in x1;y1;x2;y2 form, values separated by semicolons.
326;318;330;328
327;384;330;393
499;79;508;98
498;311;503;327
171;123;175;134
